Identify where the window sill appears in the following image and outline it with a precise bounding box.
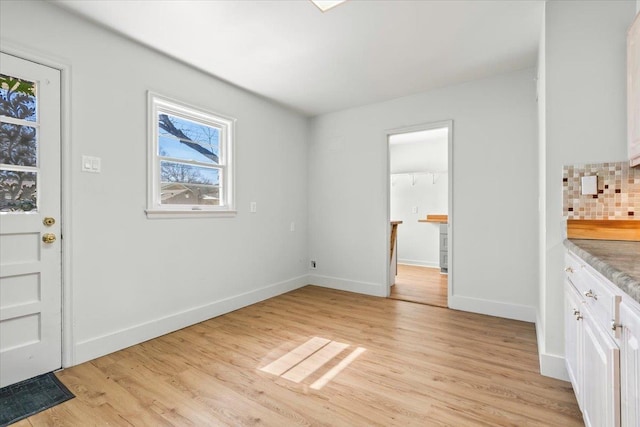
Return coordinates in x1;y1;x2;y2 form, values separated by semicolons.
145;209;237;219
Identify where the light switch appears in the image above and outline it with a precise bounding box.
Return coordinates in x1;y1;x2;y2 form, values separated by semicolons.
581;175;597;195
250;202;257;213
82;155;101;173
411;206;418;214
91;158;101;172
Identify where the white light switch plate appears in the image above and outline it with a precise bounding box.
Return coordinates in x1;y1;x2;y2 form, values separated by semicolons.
581;175;597;195
82;155;101;173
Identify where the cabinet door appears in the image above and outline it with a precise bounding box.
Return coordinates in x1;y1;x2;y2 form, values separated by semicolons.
565;281;584;407
439;251;448;270
620;301;640;427
582;311;621;427
439;231;448;251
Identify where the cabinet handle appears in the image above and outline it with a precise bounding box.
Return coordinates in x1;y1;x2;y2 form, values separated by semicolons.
584;290;598;300
565;267;574;273
574;311;582;321
611;321;621;332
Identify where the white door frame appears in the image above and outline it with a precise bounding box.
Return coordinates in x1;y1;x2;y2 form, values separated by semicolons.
384;120;454;303
1;40;74;368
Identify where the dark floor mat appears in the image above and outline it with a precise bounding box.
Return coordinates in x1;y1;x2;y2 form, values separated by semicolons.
0;372;74;426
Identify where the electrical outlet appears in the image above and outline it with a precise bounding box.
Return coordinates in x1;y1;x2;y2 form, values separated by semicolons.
310;260;317;269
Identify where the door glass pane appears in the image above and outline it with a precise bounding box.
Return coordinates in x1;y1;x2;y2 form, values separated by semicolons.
158;113;220;164
0;74;37;122
0;122;37;166
160;161;220;206
0;170;37;212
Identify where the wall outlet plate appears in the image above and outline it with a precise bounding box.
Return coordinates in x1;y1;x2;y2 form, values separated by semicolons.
581;175;597;195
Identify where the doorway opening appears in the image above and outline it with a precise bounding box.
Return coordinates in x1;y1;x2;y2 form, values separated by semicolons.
387;121;452;307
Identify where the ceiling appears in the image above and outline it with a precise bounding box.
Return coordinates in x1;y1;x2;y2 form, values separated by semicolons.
54;0;544;117
390;128;448;174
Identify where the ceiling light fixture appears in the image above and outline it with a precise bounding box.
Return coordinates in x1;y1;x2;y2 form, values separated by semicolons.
310;0;348;13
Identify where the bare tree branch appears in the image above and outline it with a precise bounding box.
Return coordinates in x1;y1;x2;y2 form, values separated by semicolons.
158;114;219;163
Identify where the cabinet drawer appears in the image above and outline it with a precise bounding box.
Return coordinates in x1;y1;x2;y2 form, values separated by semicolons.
565;251;621;340
565;251;588;285
439;233;448;251
440;251;448;268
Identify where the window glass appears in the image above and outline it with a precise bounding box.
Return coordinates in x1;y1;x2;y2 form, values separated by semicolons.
0;123;37;167
158;113;220;165
0;74;36;122
0;74;39;213
147;93;235;217
0;170;37;212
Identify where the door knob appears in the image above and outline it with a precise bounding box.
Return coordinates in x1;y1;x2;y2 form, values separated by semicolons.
43;217;55;226
42;233;56;244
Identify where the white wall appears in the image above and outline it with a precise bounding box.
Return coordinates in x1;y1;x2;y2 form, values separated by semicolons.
308;68;539;321
0;0;309;364
390;140;448;267
536;1;549;376
540;0;634;379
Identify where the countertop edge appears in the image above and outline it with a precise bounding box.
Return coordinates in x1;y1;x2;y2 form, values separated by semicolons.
564;239;640;304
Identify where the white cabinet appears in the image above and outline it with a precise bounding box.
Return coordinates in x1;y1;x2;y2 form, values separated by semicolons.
565;281;583;405
620;301;640;426
564;249;640;427
439;224;448;273
581;309;620;427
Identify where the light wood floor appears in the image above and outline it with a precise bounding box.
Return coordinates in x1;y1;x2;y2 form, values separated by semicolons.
18;286;582;426
389;264;448;307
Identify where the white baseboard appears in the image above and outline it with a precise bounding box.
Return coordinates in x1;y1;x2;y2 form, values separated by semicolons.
74;274;309;365
535;312;570;381
539;352;570;381
308;274;386;297
398;259;439;269
448;295;536;323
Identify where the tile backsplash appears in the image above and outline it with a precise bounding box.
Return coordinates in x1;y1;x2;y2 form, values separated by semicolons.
563;162;640;220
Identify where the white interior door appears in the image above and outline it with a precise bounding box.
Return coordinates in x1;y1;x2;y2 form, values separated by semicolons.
0;52;62;387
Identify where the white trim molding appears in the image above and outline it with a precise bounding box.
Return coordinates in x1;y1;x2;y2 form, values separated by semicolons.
308;274;386;297
448;295;536;323
398;260;440;269
146;92;237;218
74;274;309;365
538;352;570;381
384;120;454;300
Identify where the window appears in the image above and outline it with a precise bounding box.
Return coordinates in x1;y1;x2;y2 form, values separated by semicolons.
146;93;235;218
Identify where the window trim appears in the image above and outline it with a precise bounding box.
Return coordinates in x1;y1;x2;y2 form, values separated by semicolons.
146;92;236;218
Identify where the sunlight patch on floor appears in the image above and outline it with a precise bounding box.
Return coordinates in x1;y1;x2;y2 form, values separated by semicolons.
259;337;366;390
310;347;366;390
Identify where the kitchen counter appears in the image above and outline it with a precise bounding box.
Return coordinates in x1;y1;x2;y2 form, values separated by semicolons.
418;214;448;224
564;239;640;304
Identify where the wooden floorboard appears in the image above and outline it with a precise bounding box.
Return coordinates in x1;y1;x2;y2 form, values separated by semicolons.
28;286;582;426
389;264;448;307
